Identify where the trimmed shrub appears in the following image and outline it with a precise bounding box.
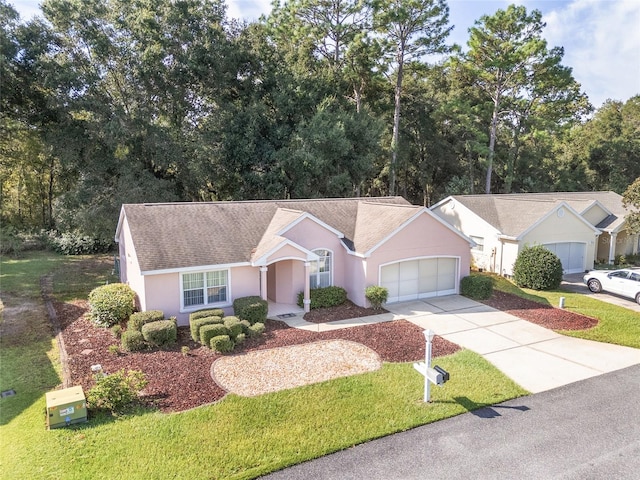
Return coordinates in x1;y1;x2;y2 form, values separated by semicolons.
297;286;347;309
513;245;563;290
88;283;136;327
210;335;234;354
87;369;148;412
120;330;146;352
200;323;230;347
110;324;123;339
141;320;177;347
365;286;388;310
189;309;225;322
189;316;222;342
248;322;265;338
239;319;251;334
223;316;244;338
128;310;164;332
233;296;268;324
460;275;494;300
235;333;246;345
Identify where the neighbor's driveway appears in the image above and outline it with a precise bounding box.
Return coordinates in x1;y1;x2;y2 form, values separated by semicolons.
385;295;640;393
562;273;640;313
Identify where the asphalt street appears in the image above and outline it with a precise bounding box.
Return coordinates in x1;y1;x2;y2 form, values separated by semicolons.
261;364;640;480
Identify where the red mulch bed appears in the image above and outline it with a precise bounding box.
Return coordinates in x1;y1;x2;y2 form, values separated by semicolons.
56;290;597;413
303;300;388;323
481;290;598;330
57;300;457;413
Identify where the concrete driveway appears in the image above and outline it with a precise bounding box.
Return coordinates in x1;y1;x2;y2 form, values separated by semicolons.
562;273;640;313
385;295;640;393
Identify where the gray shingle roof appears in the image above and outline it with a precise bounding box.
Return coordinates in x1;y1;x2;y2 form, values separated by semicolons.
450;191;628;236
120;197;411;272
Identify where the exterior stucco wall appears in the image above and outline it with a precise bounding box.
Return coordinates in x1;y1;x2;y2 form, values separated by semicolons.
283;217;347;287
581;204;608;226
498;239;520;276
431;199;502;273
363;212;471;299
141;265;259;326
118;216;146;311
520;209;596;272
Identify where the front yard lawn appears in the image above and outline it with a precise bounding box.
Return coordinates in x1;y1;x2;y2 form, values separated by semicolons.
1;252;528;479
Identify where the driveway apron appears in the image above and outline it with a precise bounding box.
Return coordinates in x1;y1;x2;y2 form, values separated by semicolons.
385;296;640;393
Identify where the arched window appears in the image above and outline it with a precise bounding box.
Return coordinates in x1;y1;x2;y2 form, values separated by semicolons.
310;249;332;288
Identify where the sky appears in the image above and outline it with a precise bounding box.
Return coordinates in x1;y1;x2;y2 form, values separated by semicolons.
10;0;640;109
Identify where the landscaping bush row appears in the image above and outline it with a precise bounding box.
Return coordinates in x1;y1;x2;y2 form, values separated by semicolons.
189;308;265;354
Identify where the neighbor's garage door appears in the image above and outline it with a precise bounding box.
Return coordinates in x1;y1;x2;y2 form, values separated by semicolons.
543;242;585;274
380;258;458;303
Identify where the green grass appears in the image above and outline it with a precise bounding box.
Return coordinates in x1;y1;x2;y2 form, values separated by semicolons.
489;273;640;348
2;352;524;480
1;251;529;479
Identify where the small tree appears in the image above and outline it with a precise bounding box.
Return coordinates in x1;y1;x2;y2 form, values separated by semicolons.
513;245;563;290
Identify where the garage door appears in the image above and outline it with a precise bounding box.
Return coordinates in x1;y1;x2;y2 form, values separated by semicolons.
543;242;585;274
380;258;458;303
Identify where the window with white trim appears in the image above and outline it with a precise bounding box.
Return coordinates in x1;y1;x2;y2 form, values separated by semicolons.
310;249;332;289
182;270;228;308
470;236;485;252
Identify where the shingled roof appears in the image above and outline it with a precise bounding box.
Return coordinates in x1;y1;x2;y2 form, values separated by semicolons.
449;191;629;237
117;197;413;273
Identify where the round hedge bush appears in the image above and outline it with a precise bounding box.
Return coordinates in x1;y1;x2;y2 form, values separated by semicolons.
141;319;177;347
88;283;136;327
460;275;493;300
121;330;146;352
513;245;563;290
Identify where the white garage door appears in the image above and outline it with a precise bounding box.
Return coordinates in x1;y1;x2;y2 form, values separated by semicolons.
543;242;585;274
380;258;458;303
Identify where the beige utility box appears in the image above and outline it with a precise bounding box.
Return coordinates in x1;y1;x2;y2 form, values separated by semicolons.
45;386;87;429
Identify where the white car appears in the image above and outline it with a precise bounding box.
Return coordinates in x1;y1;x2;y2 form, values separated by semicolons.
583;268;640;304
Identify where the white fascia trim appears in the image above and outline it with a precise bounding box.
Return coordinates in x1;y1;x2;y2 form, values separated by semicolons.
277;212;345;239
114;206;127;242
429;195;454;210
251;238;320;266
497;234;519;241
516;201;601;240
141;261;250;276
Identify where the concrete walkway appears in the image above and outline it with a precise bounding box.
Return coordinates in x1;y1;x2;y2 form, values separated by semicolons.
270;295;640;393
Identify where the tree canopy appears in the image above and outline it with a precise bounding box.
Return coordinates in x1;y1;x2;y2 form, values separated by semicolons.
1;0;638;249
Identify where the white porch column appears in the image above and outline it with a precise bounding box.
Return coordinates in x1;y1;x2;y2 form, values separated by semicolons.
303;261;311;313
609;233;617;264
260;266;268;301
633;234;639;255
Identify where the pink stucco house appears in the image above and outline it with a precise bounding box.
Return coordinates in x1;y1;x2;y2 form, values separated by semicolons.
115;197;472;325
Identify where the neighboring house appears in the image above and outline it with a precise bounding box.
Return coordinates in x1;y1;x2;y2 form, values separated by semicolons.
115;197;473;324
430;192;639;276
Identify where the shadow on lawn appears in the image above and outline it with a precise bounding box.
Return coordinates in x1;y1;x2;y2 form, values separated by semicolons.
453;396;530;419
